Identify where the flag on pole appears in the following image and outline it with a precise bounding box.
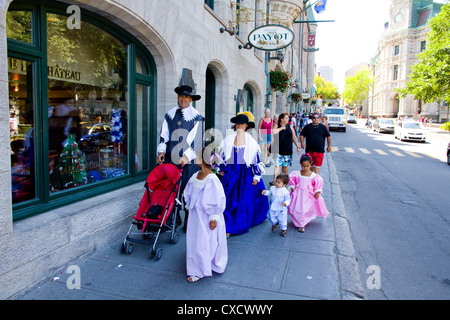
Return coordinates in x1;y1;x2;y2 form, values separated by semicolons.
314;0;328;14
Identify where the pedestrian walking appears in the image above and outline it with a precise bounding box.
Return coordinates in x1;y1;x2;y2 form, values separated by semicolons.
218;112;269;237
257;108;273;167
321;116;329;130
271;112;301;185
266;114;279;166
262;173;291;237
288;154;329;233
299;112;331;175
183;147;228;283
157;85;204;231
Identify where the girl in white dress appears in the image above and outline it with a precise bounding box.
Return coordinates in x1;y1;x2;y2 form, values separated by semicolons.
183;148;228;282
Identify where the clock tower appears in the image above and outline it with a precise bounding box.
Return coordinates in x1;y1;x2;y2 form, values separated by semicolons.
389;0;410;30
389;0;436;31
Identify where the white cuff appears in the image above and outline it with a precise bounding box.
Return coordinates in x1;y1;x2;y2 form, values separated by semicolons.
157;142;167;155
209;215;220;222
183;147;197;162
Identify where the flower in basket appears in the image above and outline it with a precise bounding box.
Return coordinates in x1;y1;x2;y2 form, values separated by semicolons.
269;69;293;94
291;93;301;103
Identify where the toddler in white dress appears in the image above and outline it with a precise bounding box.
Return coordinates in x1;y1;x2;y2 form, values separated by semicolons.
262;173;291;237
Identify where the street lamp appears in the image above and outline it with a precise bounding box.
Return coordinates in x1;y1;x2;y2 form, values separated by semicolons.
266;92;272;106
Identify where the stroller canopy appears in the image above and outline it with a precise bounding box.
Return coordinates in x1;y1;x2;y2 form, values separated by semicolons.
146;164;180;191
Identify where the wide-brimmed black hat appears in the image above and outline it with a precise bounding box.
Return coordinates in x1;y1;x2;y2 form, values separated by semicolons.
230;113;255;129
174;85;201;101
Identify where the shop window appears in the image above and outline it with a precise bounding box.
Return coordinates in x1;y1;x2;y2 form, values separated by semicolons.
6;3;156;220
135;84;149;172
8;58;35;204
6;10;33;44
46;13;128;192
136;53;149;75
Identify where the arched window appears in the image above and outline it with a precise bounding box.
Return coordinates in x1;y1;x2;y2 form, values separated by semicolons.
7;2;156;220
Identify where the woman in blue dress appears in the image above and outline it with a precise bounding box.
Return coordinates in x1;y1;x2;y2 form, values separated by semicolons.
219;112;269;236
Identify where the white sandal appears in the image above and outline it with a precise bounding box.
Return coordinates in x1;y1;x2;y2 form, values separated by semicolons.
187;276;201;283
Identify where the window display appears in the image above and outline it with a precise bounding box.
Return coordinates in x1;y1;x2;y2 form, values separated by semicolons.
6;3;156;219
8;58;35;204
46;13;128;193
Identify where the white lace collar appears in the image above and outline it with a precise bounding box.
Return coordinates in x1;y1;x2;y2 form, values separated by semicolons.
167;104;200;122
220;132;260;167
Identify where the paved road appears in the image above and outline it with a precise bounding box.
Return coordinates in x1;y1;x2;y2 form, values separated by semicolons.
330;121;450;299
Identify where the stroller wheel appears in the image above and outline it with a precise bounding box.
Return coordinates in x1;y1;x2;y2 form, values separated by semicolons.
149;249;156;259
149;248;163;260
169;232;179;244
126;243;134;255
155;248;163;260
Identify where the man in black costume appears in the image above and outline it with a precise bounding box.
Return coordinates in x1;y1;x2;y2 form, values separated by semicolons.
157;85;204;231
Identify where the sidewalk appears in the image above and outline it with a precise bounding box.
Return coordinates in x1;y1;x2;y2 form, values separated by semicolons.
15;151;364;300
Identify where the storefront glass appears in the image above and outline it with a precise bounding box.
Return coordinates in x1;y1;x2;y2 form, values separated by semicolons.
6;3;156;219
8;57;35;204
46;13;128;193
6;10;33;44
135;84;149;172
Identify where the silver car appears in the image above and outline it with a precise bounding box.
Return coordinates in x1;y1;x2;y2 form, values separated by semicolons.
373;118;395;133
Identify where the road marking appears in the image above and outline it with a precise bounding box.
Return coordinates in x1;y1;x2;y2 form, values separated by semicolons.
404;151;422;158
331;147;339;152
374;149;388;155
389;150;404;157
344;147;355;153
359;148;371;154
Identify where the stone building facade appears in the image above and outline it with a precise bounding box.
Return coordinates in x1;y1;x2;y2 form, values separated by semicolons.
368;0;443;119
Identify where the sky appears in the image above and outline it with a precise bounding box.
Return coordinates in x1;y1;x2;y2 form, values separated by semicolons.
313;0;447;92
313;0;391;91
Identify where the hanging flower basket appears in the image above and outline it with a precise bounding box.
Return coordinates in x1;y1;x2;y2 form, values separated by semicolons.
269;69;293;94
291;93;301;103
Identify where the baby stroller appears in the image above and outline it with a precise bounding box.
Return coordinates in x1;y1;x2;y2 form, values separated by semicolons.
121;164;183;260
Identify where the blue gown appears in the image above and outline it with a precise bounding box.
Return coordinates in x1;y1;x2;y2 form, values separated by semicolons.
220;146;269;235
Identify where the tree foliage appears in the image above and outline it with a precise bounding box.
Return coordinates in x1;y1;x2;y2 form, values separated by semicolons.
396;3;450;103
314;75;340;101
342;68;373;106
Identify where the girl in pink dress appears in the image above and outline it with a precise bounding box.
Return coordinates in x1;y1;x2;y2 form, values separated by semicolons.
288;154;329;232
183;148;228;282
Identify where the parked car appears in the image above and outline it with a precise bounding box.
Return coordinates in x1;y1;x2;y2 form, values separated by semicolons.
347;112;357;124
394;121;426;142
447;142;450;166
78;123;112;152
373;118;395;133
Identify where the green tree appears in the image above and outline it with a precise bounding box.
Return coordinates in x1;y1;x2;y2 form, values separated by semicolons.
396;3;450;103
342;68;373;106
315;75;340;101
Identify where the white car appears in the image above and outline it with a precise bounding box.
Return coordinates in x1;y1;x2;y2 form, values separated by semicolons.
347;113;357;124
394;121;426;142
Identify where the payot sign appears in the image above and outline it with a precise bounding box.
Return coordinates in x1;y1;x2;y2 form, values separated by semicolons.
248;25;295;51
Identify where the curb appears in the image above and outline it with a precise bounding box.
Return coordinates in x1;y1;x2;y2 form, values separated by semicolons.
326;152;365;300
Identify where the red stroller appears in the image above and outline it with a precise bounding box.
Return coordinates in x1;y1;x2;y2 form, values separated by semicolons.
121;164;183;260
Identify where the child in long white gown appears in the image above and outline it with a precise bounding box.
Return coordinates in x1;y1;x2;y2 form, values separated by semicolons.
183;148;228;282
